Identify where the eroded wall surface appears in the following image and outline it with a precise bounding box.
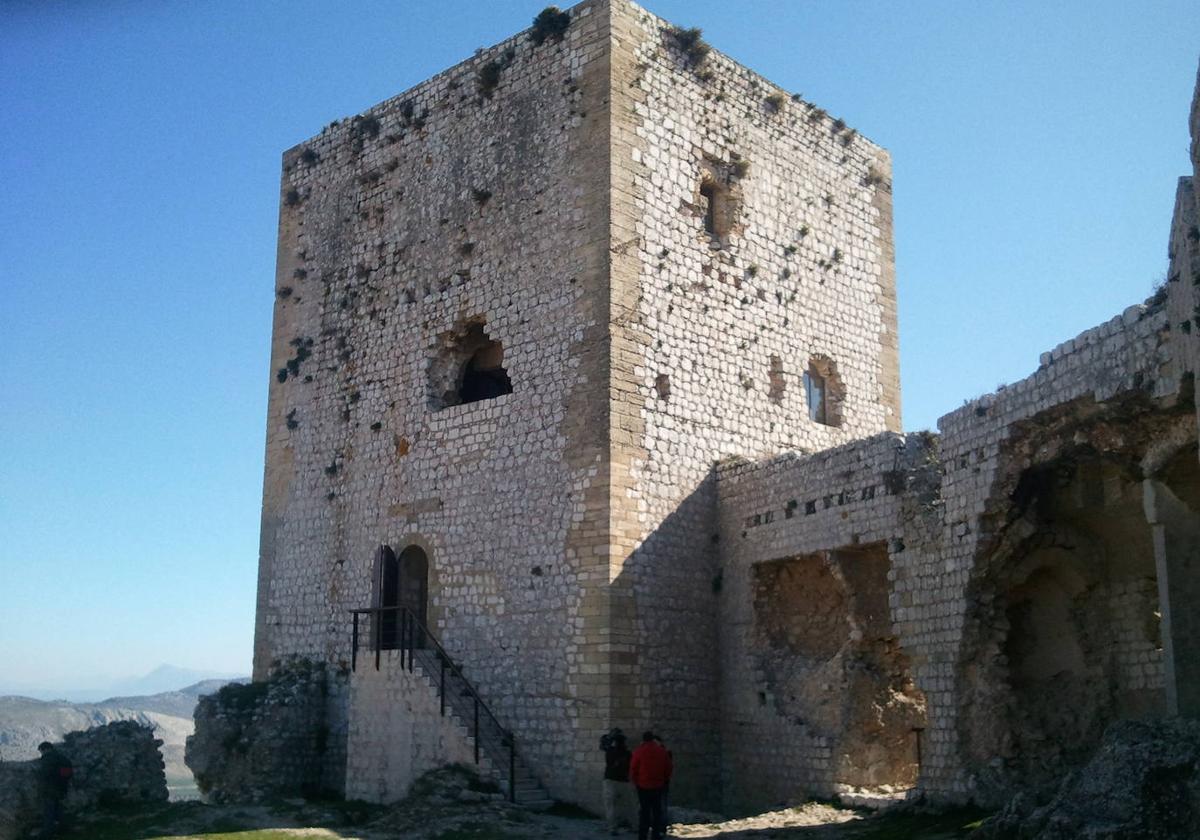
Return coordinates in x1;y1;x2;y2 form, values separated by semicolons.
718;295;1195;810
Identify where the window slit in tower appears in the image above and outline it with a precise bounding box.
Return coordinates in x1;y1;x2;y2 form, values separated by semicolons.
700;182;717;235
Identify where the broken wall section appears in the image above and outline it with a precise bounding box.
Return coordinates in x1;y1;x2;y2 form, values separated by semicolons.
934;297;1184;805
186;659;348;803
0;721;167;840
715;433;935;812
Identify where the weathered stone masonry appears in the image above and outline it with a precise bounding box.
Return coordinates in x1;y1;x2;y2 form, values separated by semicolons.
251;0;1200;816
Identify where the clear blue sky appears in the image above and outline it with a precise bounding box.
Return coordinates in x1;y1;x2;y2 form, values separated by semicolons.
1;1;1195;692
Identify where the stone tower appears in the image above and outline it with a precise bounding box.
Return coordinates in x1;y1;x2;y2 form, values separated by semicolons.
253;0;899;807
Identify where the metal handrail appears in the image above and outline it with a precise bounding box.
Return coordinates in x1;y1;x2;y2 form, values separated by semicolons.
349;606;518;801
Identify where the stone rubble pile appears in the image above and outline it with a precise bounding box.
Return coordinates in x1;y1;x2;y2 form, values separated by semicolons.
972;718;1200;839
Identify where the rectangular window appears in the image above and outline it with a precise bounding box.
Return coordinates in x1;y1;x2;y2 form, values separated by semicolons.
804;370;826;424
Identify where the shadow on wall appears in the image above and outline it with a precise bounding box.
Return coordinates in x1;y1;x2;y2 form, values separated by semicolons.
599;470;723;813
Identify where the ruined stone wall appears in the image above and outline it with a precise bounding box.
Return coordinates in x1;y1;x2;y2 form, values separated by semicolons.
253;0;615;805
717;296;1186;809
605;0;901;804
186;659;347;803
345;651;479;803
933;301;1182;803
716;433;932;811
0;722;167;840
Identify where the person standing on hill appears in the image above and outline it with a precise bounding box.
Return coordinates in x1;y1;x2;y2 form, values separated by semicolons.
600;727;633;835
629;730;672;840
36;740;73;837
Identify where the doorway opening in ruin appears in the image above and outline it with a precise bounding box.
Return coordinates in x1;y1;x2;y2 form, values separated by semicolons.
429;320;512;409
960;453;1167;801
376;544;430;650
752;543;926;792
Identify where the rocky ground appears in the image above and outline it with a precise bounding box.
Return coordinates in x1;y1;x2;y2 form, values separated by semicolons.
55;766;987;840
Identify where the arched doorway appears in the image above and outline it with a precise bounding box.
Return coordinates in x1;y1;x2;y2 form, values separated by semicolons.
376;544;429;650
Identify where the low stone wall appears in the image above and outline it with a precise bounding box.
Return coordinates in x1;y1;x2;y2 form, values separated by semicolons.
345;649;479;803
0;721;167;840
185;657;348;803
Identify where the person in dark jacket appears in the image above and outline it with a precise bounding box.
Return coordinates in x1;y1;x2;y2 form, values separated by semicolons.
600;727;633;834
628;731;672;840
36;741;72;837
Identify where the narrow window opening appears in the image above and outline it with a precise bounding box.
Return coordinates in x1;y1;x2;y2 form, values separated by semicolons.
700;182;717;235
803;356;844;427
804;370;827;424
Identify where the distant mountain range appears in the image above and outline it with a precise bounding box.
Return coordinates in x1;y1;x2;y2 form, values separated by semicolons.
0;676;245;798
0;664;245;703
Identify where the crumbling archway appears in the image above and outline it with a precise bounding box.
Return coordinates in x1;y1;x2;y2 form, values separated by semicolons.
959;454;1166;801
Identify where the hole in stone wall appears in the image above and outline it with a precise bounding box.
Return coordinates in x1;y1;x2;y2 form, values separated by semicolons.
655;373;671;401
752;545;926;791
803;356;845;427
700;181;719;235
429;319;512;410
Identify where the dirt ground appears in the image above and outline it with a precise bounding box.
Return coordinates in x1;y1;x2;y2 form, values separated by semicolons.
52;765;985;840
58;798;987;840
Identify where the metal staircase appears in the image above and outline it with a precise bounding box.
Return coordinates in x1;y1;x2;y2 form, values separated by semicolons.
351;606;552;809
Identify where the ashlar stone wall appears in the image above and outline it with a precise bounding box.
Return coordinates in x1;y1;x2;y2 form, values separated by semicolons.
254;0;903;811
345;651;479;803
254;0;617;807
603;0;902;803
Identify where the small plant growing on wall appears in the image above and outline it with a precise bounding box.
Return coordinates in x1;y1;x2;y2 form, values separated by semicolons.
276;336;314;383
730;154;750;180
669;26;710;69
477;50;515;100
471;187;492;205
530;6;571;45
764;93;785;114
284;188;302;207
299;148;319;166
349;114;381;150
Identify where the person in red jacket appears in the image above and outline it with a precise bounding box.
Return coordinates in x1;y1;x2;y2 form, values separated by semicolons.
628;730;672;840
